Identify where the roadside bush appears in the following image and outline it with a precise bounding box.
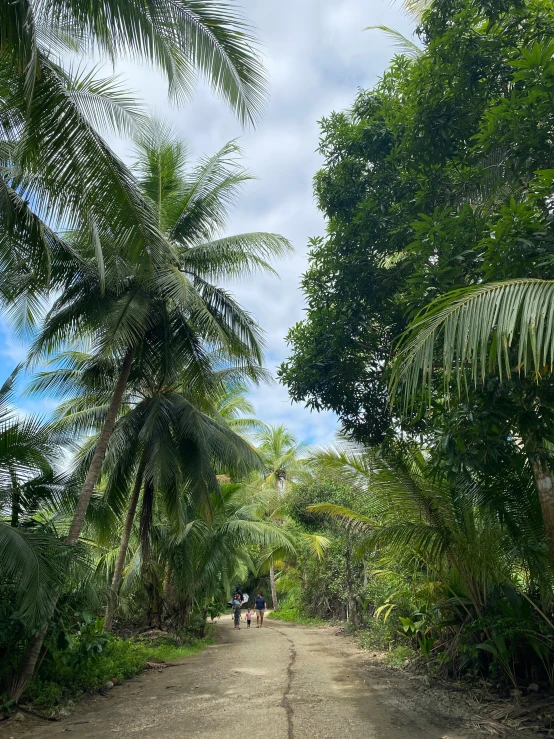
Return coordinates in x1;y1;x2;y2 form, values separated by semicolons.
358;617;400;651
25;637;146;709
9;621;212;713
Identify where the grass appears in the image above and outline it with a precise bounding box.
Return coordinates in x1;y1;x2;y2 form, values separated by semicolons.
138;638;212;663
267;607;326;626
386;645;412;667
19;634;212;715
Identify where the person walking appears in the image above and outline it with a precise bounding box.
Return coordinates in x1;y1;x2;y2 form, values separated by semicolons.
255;593;266;628
232;594;242;629
246;609;253;628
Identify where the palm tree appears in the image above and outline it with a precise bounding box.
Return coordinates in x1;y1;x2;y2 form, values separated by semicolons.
164;483;296;629
114;481;295;631
257;425;310;492
390;278;554;559
254;425;310;609
1;0;267;295
208;383;269;436
310;442;548;620
0;370;54;526
42;349;267;630
103;394;260;630
11;127;289;701
103;374;263;630
0;371;65;637
31;126;289;550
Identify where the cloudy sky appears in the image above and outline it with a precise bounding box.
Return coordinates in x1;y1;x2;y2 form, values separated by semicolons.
0;0;415;445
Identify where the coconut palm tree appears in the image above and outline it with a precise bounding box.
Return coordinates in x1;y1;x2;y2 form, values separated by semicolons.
36;346;267;630
101;391;261;630
163;482;296;629
252;425;310;609
390;278;554;560
11;127;289;701
0;371;65;637
207;383;268;436
31;126;289;551
0;0;267;296
257;425;310;492
0;370;54;524
116;481;296;631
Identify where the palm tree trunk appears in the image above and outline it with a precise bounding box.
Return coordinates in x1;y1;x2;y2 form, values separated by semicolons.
104;453;146;632
9;346;136;703
530;454;554;560
162;565;171;625
67;345;136;545
9;621;49;703
198;605;209;638
269;562;279;611
10;471;20;527
345;538;359;629
163;566;171;602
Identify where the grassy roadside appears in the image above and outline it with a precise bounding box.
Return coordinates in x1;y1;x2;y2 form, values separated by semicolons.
266;607;326;626
138;638;211;663
14;634;213;716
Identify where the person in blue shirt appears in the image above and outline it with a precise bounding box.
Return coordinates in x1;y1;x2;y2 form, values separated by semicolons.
255;593;266;628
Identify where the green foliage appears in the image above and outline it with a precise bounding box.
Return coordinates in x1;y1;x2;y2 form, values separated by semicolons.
358;618;399;652
280;445;554;687
0;0;269;319
267;608;325;626
9;626;211;713
387;646;413;667
280;0;554;447
278;0;554;691
136;636;212;664
27;639;143;708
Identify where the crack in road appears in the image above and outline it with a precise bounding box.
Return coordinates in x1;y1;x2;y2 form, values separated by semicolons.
273;627;297;739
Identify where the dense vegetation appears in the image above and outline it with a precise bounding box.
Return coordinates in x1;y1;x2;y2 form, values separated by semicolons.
278;0;554;693
4;0;554;720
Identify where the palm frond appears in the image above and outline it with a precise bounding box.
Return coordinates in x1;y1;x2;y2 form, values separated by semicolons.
391;279;554;407
365;26;423;59
182;232;292;281
61;64;145;137
0;522;66;628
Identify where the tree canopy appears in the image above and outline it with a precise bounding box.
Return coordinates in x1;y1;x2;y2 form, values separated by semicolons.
279;0;554;446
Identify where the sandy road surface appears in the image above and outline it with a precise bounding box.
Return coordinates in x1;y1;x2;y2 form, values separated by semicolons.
3;619;504;738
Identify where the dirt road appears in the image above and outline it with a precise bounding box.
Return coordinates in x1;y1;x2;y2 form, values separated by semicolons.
3;619;518;738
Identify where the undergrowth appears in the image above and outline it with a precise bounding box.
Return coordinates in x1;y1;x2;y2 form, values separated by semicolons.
10;631;212;715
267;607;325;626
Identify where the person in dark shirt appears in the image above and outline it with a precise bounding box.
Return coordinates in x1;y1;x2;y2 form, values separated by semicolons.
255;593;266;628
232;594;242;629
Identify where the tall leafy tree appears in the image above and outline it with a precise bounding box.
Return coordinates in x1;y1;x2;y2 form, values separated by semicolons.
279;0;554;449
